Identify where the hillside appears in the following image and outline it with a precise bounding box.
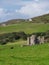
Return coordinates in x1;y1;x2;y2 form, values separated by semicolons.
0;14;49;25
0;23;49;34
0;13;49;34
0;19;25;26
31;14;49;23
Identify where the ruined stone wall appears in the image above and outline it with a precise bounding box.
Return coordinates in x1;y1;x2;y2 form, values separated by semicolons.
40;36;44;44
30;35;36;45
27;35;36;45
37;36;44;44
27;37;30;45
27;35;45;45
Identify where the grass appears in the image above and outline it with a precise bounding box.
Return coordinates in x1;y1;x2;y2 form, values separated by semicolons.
0;22;49;65
0;43;49;65
0;22;49;34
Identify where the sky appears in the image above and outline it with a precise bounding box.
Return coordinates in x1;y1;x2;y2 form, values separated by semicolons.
0;0;49;23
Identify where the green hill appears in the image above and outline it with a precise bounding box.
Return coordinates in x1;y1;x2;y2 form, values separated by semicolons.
0;19;25;25
0;14;49;25
31;14;49;23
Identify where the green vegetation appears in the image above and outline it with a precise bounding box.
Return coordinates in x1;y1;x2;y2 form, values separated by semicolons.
0;14;49;65
0;31;27;45
0;43;49;65
31;14;49;23
0;14;49;34
0;23;49;34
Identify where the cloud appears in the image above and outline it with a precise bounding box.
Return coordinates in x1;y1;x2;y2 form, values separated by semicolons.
0;0;49;22
0;8;10;17
0;8;13;22
16;0;49;18
0;8;6;18
34;0;39;2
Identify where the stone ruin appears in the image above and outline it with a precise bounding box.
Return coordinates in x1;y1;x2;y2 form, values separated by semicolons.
27;35;35;45
21;31;49;47
27;35;45;46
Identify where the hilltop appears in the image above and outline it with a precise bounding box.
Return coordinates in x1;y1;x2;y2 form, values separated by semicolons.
0;13;49;26
31;14;49;23
0;19;25;26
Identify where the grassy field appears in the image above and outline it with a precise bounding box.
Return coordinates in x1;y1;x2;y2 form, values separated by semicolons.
0;22;49;65
0;43;49;65
0;22;49;34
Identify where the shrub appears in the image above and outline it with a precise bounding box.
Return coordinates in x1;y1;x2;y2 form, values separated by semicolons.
0;39;7;45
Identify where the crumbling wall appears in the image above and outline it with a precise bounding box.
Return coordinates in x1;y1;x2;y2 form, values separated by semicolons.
30;35;36;45
27;35;36;45
27;37;30;45
37;36;44;44
27;35;45;45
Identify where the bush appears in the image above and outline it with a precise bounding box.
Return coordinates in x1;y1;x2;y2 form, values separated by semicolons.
0;39;7;45
0;31;27;45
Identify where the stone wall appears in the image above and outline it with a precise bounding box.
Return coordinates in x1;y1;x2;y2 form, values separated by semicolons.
37;36;44;44
27;35;45;45
27;37;30;45
30;35;36;45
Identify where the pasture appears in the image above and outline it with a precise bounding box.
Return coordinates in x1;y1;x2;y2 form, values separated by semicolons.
0;23;49;34
0;22;49;65
0;43;49;65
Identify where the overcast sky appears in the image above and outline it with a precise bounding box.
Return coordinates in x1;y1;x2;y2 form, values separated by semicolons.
0;0;49;22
